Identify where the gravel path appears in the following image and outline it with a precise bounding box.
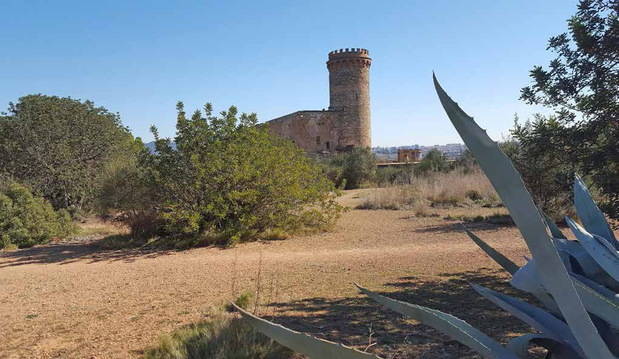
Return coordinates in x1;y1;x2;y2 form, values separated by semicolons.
0;190;531;358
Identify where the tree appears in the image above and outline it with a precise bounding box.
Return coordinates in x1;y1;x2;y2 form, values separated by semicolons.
415;149;450;175
0;95;135;212
509;115;577;219
107;102;341;245
520;0;619;219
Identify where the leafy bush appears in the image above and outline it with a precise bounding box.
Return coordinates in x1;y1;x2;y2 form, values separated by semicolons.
0;95;137;212
414;149;451;175
0;182;75;248
105;103;341;247
144;312;295;359
97;143;162;239
322;148;376;189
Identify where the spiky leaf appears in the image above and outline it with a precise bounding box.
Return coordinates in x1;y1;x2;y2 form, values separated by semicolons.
566;217;619;283
465;229;519;274
233;304;381;359
355;284;518;359
574;176;618;249
571;273;619;329
433;74;613;358
472;284;582;356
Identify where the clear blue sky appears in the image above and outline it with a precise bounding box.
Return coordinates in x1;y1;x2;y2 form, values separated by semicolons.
1;0;578;146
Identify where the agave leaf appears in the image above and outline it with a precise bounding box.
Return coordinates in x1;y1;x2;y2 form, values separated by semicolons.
506;334;583;359
355;284;518;359
570;273;619;329
233;304;381;359
566;217;619;283
510;259;559;313
472;284;583;356
433;75;613;358
511;261;619;329
574;176;618;249
464;229;519;275
553;237;602;278
543;213;567;239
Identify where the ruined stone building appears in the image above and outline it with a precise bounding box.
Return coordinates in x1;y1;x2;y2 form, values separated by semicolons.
265;48;371;152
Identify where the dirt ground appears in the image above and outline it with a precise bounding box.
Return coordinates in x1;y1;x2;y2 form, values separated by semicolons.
1;189;538;358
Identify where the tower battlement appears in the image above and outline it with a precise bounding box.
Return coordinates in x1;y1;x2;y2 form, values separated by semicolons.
328;48;370;56
327;48;371;69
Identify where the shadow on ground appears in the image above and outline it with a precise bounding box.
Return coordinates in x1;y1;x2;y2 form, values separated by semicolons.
413;220;514;234
0;238;174;268
266;268;542;359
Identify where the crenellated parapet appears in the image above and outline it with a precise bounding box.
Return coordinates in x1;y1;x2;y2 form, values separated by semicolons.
327;48;372;69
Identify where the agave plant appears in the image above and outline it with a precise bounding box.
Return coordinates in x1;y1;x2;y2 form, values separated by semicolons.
234;76;619;358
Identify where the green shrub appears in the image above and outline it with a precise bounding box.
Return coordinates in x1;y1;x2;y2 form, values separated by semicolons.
414;149;451;175
0;182;75;248
322;148;376;189
106;103;342;247
144;312;295;359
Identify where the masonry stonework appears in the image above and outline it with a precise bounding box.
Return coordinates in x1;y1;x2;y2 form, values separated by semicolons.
266;48;372;152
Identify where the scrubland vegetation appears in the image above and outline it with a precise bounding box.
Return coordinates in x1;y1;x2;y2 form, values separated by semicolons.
357;167;499;211
0;99;341;249
0;180;74;249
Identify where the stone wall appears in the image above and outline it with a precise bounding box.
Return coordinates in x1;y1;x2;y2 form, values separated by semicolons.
267;110;340;152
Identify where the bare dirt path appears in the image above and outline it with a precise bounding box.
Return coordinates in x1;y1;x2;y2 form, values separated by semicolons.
0;190;532;358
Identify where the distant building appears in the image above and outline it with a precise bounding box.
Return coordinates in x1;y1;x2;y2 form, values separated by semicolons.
265;48;372;153
397;148;422;162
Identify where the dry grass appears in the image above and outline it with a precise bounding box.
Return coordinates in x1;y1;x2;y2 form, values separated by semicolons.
74;217;128;238
358;168;500;212
143;310;296;359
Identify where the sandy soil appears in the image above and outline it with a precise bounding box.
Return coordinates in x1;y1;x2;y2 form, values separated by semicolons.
0;190;535;358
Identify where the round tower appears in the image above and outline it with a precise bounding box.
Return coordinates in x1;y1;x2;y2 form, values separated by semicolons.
327;48;372;149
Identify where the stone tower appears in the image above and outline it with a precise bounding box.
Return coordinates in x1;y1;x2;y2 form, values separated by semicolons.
266;48;372;152
327;48;372;149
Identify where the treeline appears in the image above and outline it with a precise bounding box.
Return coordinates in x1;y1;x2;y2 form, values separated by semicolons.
0;97;341;249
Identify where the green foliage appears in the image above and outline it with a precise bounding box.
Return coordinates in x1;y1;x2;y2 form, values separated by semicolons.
414;149;450;175
508;114;576;220
0;95;136;212
323;148;376;189
0;182;75;249
520;0;619;221
144;312;295;359
97;139;162;239
106;102;341;246
225;292;253;312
